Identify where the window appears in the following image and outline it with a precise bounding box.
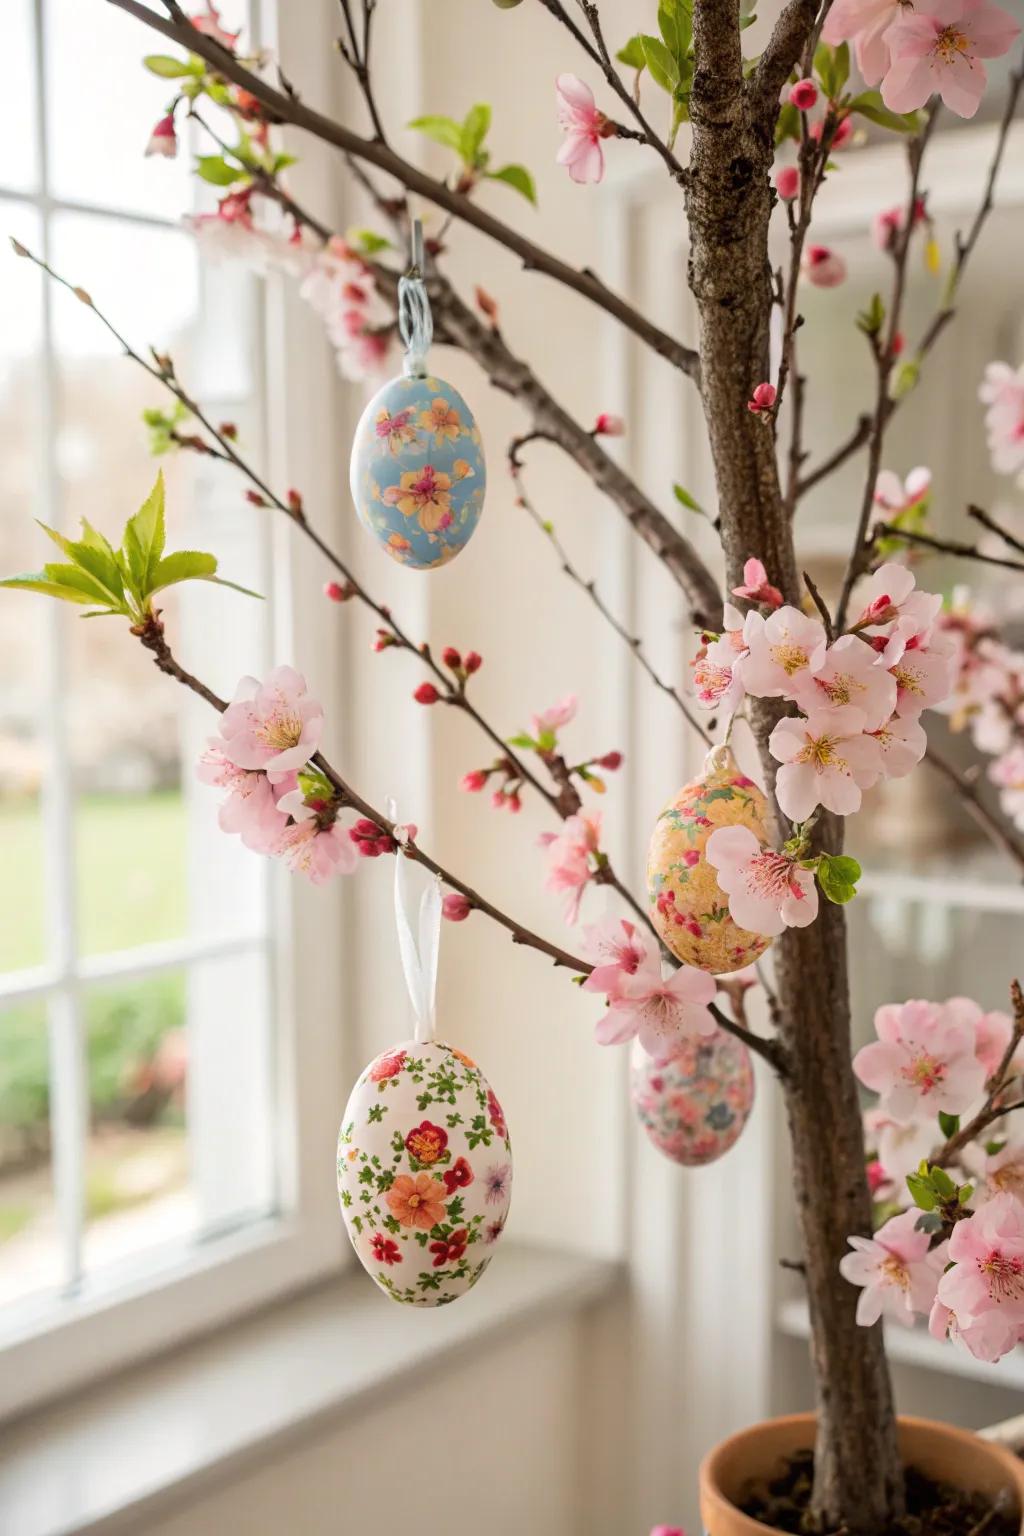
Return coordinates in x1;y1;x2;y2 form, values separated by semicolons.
0;0;346;1418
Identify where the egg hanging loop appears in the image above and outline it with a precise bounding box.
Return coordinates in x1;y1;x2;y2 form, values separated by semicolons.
398;216;433;380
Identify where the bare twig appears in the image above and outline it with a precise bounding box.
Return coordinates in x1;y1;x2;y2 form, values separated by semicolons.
105;0;701;379
509;439;713;747
924;746;1024;875
968;503;1024;559
871;522;1024;574
803;570;834;641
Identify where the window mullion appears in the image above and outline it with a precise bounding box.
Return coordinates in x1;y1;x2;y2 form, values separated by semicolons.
33;0;87;1296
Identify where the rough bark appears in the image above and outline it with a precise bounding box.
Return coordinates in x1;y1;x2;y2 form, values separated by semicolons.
687;3;902;1529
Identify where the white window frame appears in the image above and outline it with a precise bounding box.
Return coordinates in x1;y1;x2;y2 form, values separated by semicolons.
0;0;350;1423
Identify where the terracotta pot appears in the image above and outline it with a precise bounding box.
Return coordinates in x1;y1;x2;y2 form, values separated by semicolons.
699;1412;1024;1536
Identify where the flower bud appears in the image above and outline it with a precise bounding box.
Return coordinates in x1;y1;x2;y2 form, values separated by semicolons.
442;893;473;920
597;750;623;771
414;682;441;705
464;651;483;674
442;646;462;671
594;412;625;437
460;770;489;793
775;165;800;202
788;78;818;111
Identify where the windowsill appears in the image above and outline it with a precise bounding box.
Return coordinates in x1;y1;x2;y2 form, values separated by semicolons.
0;1242;623;1536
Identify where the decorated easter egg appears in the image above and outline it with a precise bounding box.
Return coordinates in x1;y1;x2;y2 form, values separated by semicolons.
646;747;773;974
337;1039;511;1306
630;1029;755;1167
348;373;486;570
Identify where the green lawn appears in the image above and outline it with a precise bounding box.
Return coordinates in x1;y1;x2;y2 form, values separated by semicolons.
0;791;188;972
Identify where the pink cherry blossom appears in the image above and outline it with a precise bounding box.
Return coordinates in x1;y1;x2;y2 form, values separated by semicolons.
705;824;818;936
788;78;819;110
732;556;782;607
197;742;288;854
979;1134;1024;1203
747;385;778;420
854;999;987;1123
839;1209;942;1326
691;648;745;713
853;561;918;628
769;705;882;821
822;0;903;85
865;1106;939;1182
882;0;1020;120
775;165;800;201
990;746;1024;827
929;1295;1023;1362
540;809;602;923
888;641;955;719
737;606;827;699
943;996;1013;1078
581;916;658;995
938;1193;1024;1341
792;635;897;732
802;245;847;288
275;816;358;884
531;694;578;740
979;361;1024;483
593;964;717;1058
218;666;324;780
145;114;178;159
594;412;625;437
869;712;927;778
873;466;932;519
190;2;240;48
555;74;609;185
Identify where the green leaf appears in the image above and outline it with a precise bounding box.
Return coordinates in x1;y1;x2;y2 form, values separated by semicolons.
41;562;119;606
36;521;124;607
143;54;199;78
906;1173;937;1212
817;853;861;905
195;154;247;187
848;91;921;133
347;227;393;255
890;359;920;401
507;732;538;750
148;550;218;592
930;1165;957;1199
640;34;680;92
813;42;848;100
856;292;886;337
938;1111;960;1140
775;101;800;145
616;35;647;69
461;103;492;164
0;572;102;605
486;163;536;204
673;483;705;514
123;471;167;595
407;114;465;155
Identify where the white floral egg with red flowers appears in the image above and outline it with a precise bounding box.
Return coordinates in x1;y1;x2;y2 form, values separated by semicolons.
337;1040;512;1306
630;1028;755;1167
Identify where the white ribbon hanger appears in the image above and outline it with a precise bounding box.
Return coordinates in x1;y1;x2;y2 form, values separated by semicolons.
389;800;442;1045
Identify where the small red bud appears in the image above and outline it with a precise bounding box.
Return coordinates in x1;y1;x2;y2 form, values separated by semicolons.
460;770;489;793
245;490;267;507
464;651;483;674
372;629;396;652
414;682;440;705
442;892;473;922
507;792;522;815
219;421;238;440
789;78;818;111
287;488;304;516
324;581;345;602
598;750;623;771
475;286;499;326
442;646;462;671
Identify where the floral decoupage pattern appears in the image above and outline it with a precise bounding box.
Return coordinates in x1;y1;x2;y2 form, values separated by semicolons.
348;375;486;570
337;1040;512;1305
630;1031;755;1167
646;755;773;974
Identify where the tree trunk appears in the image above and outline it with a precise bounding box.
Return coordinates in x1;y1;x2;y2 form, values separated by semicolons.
686;7;903;1529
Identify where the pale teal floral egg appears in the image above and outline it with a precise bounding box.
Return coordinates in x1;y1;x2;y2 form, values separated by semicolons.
348;374;486;570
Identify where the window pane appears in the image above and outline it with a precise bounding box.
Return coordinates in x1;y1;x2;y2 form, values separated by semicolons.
45;0;191;219
0;1;38;194
81;948;272;1280
0;205;47;972
83;972;192;1275
0;1001;61;1313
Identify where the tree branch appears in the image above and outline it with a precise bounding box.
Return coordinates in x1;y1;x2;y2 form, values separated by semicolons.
934;979;1024;1167
509;437;714;745
871;521;1024;574
105;0;701;378
968;503;1024;559
137;614;592;973
710;1001;786;1074
536;0;687;183
924;745;1024;876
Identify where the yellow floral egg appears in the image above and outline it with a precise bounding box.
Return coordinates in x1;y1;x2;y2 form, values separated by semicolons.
646;748;774;974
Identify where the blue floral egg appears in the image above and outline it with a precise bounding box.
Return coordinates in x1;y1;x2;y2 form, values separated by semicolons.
349;373;486;570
